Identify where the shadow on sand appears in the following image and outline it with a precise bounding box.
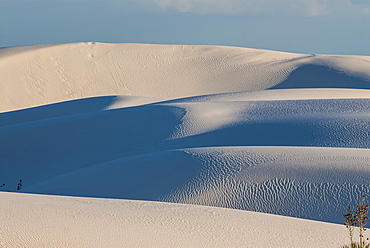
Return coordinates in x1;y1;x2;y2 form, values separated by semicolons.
271;64;370;89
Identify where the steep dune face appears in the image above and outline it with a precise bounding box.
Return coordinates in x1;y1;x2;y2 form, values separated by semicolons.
1;42;369;112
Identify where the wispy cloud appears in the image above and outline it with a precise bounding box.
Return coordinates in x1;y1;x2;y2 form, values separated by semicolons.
151;0;370;16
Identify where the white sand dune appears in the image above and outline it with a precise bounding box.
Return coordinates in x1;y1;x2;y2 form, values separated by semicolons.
1;43;370;247
0;192;353;248
1;42;370;112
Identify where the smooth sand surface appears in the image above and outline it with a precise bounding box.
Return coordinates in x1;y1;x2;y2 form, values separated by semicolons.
0;192;352;248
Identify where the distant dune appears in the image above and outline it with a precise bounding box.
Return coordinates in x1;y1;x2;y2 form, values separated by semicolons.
1;43;370;247
1;42;369;112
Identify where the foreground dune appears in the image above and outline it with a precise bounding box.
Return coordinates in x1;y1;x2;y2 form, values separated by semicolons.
0;192;352;248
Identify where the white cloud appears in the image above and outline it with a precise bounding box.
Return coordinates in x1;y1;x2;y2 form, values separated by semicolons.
362;7;370;14
154;0;235;14
151;0;370;16
156;0;193;12
306;1;328;16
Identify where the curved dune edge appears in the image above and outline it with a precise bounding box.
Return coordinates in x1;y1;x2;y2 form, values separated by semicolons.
0;192;353;248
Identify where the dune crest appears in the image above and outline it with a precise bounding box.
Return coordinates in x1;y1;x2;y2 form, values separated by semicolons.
1;42;370;112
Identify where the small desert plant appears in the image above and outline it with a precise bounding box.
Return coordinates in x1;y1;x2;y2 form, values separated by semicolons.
343;195;369;248
17;179;22;191
355;196;369;246
342;242;370;248
345;205;357;243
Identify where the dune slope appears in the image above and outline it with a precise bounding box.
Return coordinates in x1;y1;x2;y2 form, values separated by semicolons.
21;146;370;224
0;192;352;248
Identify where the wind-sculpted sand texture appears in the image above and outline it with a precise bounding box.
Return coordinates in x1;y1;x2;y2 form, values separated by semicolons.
17;147;370;224
1;43;370;247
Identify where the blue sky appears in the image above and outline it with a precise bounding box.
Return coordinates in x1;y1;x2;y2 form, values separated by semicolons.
1;0;370;55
